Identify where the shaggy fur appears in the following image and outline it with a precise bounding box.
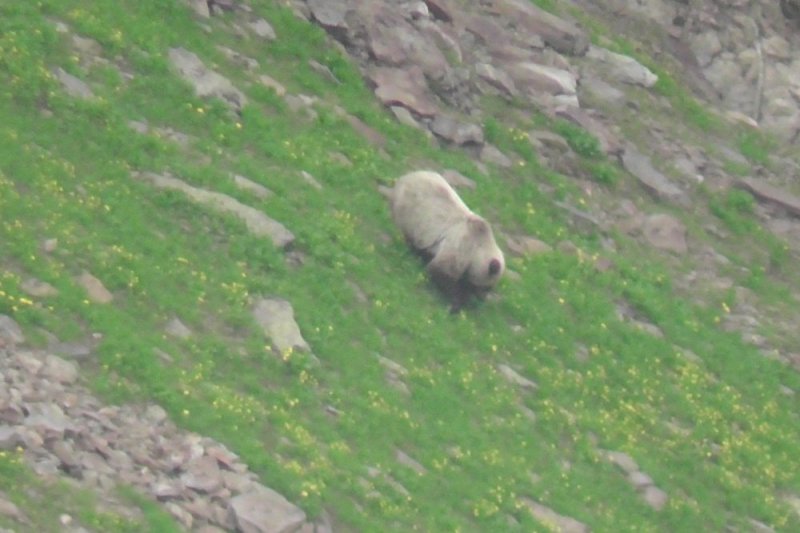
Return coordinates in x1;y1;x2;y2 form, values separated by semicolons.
388;170;505;311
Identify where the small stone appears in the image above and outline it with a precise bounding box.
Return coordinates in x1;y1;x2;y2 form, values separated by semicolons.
42;354;79;384
430;115;484;145
0;497;25;523
228;486;306;533
145;405;168;424
258;75;286;96
26;403;71;440
628;470;653;488
152;480;184;500
54;68;94;99
248;18;276;40
77;272;114;304
252;298;310;355
14;351;43;374
181;456;224;494
605;450;639;473
506;236;553;257
165;317;192;339
497;364;538;390
642;214;688;254
480;144;513;167
0;426;24;450
300;171;323;190
0;315;25;345
42;238;58;252
233;175;272;199
20;278;59;298
165;502;194;529
441;169;476;190
395;449;427;474
643;485;668;511
520;498;589;533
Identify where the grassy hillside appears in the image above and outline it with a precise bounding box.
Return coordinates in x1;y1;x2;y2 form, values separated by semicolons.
1;0;799;531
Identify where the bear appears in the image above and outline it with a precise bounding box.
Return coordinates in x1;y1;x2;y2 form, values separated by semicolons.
386;170;505;312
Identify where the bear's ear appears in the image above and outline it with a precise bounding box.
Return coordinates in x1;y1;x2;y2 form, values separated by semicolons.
467;217;490;236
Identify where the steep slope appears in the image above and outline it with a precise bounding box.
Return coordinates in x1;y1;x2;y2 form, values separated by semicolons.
0;1;799;532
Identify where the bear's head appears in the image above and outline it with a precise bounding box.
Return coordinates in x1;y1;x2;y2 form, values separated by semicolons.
464;217;505;289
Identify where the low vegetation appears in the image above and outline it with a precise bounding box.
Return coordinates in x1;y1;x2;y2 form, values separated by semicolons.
1;0;798;531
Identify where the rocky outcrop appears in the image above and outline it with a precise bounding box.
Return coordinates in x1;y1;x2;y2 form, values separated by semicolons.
574;0;800;142
0;315;314;533
300;0;592;147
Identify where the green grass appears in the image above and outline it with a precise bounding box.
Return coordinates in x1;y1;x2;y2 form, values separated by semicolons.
0;0;799;531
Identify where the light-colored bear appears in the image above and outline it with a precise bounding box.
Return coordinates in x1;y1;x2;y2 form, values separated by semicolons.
387;170;505;311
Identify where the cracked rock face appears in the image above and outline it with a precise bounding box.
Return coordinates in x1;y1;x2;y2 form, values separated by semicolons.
574;0;800;142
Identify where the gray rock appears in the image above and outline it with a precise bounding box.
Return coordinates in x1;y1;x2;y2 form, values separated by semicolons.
628;470;654;489
76;271;113;304
735;178;800;218
498;364;538;390
0;315;25;345
361;4;449;79
0;426;24;450
233;175;272;199
424;0;455;22
643;485;668;511
441;169;476;190
0;497;25;523
511;62;577;99
168;47;247;111
621;146;687;205
181;456;224;494
25;403;71;440
42;355;79;384
228;486;307;533
520;498;588;533
54;68;94;99
376;355;408;376
395;449;427;474
136;172;294;248
430;115;484;145
41;238;58;253
259;75;286;96
252;298;310;355
217;46;260;71
50;341;94;360
604;450;639;474
579;74;626;106
390;105;426;130
248;19;276;40
586;46;658;87
506;236;553;257
480;144;513;167
642;214;688;254
165;317;192;340
13;351;43;375
186;0;211;18
165;502;194;529
492;0;589;56
475;63;517;98
20;278;59;298
555;106;623;156
307;0;349;35
370;66;438;117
